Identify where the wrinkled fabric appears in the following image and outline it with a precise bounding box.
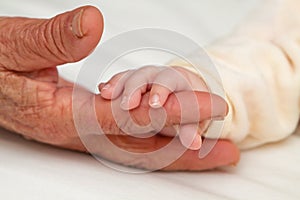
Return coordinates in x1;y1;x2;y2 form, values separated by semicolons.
171;0;300;149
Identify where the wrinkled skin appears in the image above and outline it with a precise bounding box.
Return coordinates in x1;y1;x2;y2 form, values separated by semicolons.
0;6;239;171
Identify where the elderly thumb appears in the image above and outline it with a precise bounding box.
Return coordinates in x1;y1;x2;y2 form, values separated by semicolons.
0;6;104;71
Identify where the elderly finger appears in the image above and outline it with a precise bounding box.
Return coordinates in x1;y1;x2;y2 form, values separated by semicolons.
0;6;103;71
82;133;239;171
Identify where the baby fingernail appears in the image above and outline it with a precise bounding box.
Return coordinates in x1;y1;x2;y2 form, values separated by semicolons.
189;136;202;150
120;96;128;108
102;83;111;90
150;94;161;108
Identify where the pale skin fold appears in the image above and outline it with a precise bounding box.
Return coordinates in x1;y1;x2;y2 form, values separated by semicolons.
0;6;239;171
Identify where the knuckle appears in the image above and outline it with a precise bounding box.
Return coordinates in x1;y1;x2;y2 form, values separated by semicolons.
164;94;180;125
132;100;151;125
101;117;121;135
0;72;41;107
37;98;74;145
37;18;75;63
110;71;128;84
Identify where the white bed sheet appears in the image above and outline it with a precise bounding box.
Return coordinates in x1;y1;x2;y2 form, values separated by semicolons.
0;0;299;199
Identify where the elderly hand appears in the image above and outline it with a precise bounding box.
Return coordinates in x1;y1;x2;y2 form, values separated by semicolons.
0;6;239;171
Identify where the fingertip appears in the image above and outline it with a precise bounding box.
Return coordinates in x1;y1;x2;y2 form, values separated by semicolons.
100;92;112;100
149;85;171;108
80;5;104;38
149;93;162;108
101;83;111;91
70;6;104;61
179;124;201;150
211;94;229;118
120;91;142;110
179;133;202;151
200;139;240;166
218;140;240;165
100;83;119;100
190;136;202;150
98;82;106;92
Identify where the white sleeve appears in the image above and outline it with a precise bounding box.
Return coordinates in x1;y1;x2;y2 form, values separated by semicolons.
171;0;300;149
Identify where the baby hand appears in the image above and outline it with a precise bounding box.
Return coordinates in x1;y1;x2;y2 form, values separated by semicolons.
99;66;213;150
99;66;208;109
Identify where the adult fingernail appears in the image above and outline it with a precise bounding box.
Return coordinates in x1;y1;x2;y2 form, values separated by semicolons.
150;94;161;108
72;9;84;38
